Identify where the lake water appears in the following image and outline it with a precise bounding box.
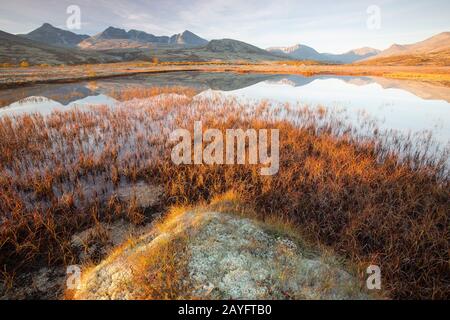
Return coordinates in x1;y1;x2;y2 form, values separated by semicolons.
1;72;449;148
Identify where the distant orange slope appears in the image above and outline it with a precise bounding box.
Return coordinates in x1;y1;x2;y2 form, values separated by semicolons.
359;32;450;66
357;49;450;66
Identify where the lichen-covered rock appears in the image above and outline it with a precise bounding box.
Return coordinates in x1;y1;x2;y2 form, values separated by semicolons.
72;210;370;300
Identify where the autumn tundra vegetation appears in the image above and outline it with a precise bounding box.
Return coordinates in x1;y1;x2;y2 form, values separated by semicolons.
1;61;450;89
68;194;372;300
0;86;448;299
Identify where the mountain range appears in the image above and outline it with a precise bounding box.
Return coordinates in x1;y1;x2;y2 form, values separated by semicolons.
1;23;448;66
267;44;381;63
2;23;284;64
78;27;209;49
22;24;209;49
18;23;90;48
0;25;282;65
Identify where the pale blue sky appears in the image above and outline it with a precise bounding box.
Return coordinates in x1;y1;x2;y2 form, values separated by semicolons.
1;0;449;53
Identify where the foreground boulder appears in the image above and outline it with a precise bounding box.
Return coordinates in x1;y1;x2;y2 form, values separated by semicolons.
71;206;370;300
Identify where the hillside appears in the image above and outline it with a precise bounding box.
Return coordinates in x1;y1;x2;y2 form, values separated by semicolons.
356;49;450;66
370;32;450;58
79;39;156;50
203;39;285;61
360;32;450;65
0;30;119;65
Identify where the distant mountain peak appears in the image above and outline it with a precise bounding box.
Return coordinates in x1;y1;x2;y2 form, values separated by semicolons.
181;30;199;37
99;26;129;39
346;47;380;55
267;44;318;53
267;44;321;60
33;23;61;32
21;22;89;48
169;30;208;46
388;44;406;50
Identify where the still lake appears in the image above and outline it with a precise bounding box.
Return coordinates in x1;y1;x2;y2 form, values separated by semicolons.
1;72;449;148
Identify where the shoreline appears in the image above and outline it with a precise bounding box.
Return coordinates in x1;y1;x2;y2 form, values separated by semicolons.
1;62;450;89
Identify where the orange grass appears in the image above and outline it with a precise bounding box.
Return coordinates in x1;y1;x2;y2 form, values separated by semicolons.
2;62;450;89
0;87;448;299
109;86;199;101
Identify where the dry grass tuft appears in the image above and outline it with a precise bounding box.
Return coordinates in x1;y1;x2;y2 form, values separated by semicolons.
131;235;191;299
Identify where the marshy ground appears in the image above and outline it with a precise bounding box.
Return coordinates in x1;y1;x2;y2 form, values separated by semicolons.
0;87;448;299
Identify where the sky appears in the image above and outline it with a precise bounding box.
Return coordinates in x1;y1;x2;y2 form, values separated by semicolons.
1;0;449;53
